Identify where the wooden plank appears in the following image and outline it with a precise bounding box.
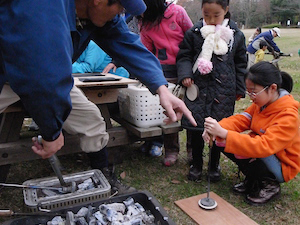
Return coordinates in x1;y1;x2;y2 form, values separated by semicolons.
160;122;182;134
74;73;138;88
175;192;258;225
106;126;131;147
81;88;120;104
112;115;162;138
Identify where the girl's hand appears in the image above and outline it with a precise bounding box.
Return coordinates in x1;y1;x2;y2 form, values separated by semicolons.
182;78;194;87
204;117;228;139
202;129;214;144
236;94;242;101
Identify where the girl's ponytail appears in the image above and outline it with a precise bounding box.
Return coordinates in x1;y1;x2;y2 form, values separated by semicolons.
280;71;293;93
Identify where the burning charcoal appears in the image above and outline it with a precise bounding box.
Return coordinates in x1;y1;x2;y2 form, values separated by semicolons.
99;204;118;222
111;221;130;225
76;217;88;225
86;205;95;223
66;211;76;225
75;207;89;218
47;216;65;225
123;197;134;207
126;205;140;217
93;211;108;224
111;212;127;223
88;216;96;225
128;218;143;225
143;211;155;224
105;203;126;214
134;203;145;212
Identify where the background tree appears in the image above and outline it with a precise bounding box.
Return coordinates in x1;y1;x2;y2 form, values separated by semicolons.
177;0;300;28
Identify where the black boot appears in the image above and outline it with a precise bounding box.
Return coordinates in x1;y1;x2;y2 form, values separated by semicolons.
233;181;248;194
87;148;109;170
87;148;136;195
101;167;136;195
188;131;204;182
187;164;202;181
208;145;221;182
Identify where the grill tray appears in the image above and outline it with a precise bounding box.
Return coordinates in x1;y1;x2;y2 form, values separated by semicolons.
3;190;175;225
22;169;110;212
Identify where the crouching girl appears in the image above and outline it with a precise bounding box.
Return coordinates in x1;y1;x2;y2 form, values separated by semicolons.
203;61;300;205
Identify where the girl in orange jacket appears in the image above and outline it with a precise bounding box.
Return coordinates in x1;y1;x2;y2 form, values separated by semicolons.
203;61;300;205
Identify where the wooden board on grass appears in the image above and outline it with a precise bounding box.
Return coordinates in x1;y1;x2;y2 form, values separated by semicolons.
175;192;258;225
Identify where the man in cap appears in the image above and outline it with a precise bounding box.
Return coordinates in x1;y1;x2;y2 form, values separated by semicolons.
0;0;196;194
247;27;281;69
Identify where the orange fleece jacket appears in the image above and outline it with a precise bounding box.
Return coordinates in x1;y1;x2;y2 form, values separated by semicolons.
219;94;300;182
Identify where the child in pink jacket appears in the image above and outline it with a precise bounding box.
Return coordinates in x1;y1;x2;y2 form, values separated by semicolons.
139;0;193;166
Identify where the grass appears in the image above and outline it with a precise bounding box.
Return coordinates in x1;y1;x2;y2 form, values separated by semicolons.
0;29;299;224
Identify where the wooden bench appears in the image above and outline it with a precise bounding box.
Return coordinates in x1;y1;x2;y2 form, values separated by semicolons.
0;104;182;166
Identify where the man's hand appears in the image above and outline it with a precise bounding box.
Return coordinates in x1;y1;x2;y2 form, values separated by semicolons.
32;132;64;159
102;63;117;73
157;85;197;126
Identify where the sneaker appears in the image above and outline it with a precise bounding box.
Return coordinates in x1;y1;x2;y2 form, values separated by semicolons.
101;167;136;195
149;145;162;157
163;152;178;167
233;181;248;195
140;142;150;153
245;178;281;206
187;165;202;182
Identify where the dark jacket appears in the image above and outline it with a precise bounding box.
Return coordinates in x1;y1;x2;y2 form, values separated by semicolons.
0;0;167;141
177;19;247;131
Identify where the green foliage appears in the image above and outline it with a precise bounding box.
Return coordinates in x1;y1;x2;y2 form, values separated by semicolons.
263;23;282;28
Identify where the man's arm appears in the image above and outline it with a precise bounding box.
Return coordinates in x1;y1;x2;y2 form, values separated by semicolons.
93;15;166;94
0;0;75;158
92;16;196;125
0;0;73;142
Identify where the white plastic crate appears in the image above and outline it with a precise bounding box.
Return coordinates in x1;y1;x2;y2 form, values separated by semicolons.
118;83;175;128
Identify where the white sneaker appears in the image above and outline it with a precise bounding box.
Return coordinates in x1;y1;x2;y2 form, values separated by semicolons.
149;145;162;157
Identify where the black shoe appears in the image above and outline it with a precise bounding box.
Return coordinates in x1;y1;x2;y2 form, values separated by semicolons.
245;178;281;206
87;148;108;170
233;181;248;195
208;165;221;182
187;165;202;182
101;167;136;195
140;142;151;153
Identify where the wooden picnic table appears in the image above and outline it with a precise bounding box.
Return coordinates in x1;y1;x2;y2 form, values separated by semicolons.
0;73;182;178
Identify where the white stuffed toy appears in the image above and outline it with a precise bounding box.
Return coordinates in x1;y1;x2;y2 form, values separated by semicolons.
193;19;234;75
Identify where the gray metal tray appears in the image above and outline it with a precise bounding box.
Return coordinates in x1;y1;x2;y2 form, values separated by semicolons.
23;169;110;212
